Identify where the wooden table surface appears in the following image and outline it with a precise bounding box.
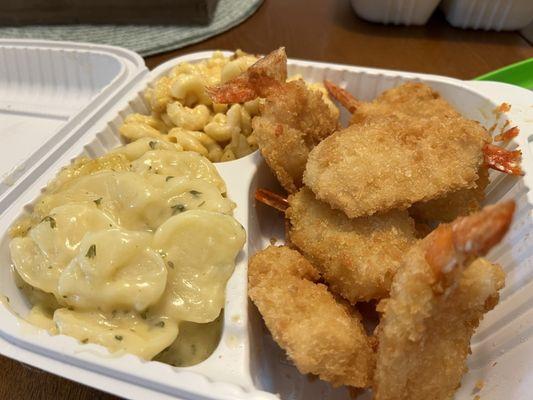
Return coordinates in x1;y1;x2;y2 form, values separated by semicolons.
1;0;531;399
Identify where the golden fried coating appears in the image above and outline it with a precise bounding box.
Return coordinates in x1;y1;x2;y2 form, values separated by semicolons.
208;48;338;193
374;202;513;400
286;188;417;302
410;166;489;223
252;79;339;192
350;82;443;125
248;245;375;388
304;83;490;218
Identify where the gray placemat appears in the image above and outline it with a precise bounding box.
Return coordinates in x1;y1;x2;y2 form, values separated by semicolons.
0;0;263;56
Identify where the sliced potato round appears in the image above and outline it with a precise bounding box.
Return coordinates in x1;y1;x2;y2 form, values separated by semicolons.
131;150;226;194
58;229;167;312
10;204;116;294
152;210;245;323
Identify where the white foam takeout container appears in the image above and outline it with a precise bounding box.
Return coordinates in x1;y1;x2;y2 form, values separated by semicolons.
0;39;532;400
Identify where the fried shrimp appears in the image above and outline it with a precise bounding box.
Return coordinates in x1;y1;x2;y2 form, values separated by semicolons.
373;201;514;400
323;81;522;222
286;188;417;302
208;48;339;192
410;166;490;223
248;245;375;388
304;84;491;218
348;82;446;126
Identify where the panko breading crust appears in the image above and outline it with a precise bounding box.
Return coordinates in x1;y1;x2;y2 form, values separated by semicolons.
252;79;338;192
374;254;504;400
304;83;491;218
286;188;417;302
373;202;513;400
248;245;375;388
410;166;489;223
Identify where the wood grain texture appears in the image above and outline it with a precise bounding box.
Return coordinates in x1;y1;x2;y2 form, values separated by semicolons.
146;0;533;79
1;0;531;398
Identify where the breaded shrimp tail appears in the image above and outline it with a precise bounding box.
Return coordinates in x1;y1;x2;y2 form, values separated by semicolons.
248;246;375;388
324;80;361;113
374;201;514;400
206;47;288;104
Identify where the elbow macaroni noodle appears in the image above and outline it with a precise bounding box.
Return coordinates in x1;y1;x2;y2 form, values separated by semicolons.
120;51;260;162
9;139;245;364
118;51;337;163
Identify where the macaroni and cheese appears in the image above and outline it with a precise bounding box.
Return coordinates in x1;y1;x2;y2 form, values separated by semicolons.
120;51;260;162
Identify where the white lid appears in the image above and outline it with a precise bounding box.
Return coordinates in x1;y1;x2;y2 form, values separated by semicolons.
0;39;147;201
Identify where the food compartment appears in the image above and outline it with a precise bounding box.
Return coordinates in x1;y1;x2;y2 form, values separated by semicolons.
246;64;532;399
0;51;265;399
0;49;530;400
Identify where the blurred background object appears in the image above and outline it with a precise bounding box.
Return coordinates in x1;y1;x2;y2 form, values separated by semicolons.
351;0;533;30
441;0;533;31
351;0;441;26
0;0;219;25
523;20;533;42
0;0;262;56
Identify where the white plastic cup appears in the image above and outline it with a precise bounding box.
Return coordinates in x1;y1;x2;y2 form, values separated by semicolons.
350;0;441;26
441;0;533;31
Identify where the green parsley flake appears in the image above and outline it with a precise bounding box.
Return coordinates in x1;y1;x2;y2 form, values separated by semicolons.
171;204;186;214
41;216;56;229
86;244;96;258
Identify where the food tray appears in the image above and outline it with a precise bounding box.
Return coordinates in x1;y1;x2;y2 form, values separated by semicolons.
0;40;532;400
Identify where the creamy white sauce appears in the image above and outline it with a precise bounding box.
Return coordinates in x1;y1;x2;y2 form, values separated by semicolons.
9;143;245;365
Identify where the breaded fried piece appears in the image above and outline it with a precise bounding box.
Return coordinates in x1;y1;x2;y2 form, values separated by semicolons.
252;80;339;192
304;85;490;217
350;82;445;126
410;165;490;223
374;202;514;400
351;83;491;223
248;245;375;388
208;48;338;193
286;188;417;302
252;119;309;192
